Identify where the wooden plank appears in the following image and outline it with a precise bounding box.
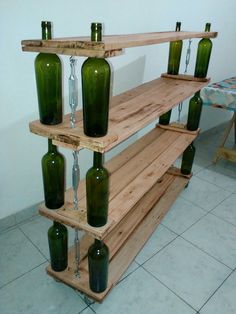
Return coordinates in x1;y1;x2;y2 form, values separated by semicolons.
21;31;218;57
39;128;197;239
46;173;188;302
39;127;197;239
80;173;175;271
29;77;209;152
22;45;123;58
107;175;188;288
107;131;195;223
167;166;192;179
161;73;210;82
78;129;180;209
157;123;200;135
215;147;236;163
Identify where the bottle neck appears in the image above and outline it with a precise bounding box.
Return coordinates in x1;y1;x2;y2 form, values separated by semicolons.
175;22;181;32
205;23;211;32
93;152;103;167
53;221;60;227
48;139;57;153
41;21;52;40
94;239;103;247
189;142;195;150
91;22;102;42
195;90;201;97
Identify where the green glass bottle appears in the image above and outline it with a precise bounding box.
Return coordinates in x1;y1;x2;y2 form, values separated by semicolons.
186;91;203;131
159;110;172;125
35;21;62;125
86;152;109;227
81;23;111;137
159;22;183;126
194;23;213;78
88;239;109;293
48;221;68;272
42;139;65;209
167;22;183;75
181;143;196;175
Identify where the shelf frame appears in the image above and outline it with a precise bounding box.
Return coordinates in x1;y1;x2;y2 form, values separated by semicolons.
29;76;209;152
21;31;217;58
46;171;189;302
39;125;198;240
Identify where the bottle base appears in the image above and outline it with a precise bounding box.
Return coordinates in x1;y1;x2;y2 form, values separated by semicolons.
87;217;107;227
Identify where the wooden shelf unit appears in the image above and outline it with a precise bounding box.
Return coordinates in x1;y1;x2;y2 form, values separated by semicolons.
29;77;209;152
46;172;189;302
39;126;198;240
22;29;217;302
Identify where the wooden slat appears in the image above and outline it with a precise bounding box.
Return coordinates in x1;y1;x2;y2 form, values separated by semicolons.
157;123;200;135
79;173;175;271
29;77;209;152
46;173;188;302
214;147;236;163
161;73;210;82
39;127;197;239
22;31;217;57
78;129;179;209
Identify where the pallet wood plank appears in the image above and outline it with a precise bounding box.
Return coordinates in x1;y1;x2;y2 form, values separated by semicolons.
22;31;217;57
79;173;175;272
46;173;188;302
29;77;208;152
161;73;210;82
39;127;197;239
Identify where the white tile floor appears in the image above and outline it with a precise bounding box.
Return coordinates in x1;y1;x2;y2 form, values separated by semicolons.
1;124;236;314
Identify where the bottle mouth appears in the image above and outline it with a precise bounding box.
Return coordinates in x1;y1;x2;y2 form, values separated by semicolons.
91;22;102;31
41;21;52;27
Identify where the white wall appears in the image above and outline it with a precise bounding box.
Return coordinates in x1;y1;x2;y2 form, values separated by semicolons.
0;0;235;219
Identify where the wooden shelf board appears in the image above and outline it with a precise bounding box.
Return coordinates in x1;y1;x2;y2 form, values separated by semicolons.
46;173;189;302
161;73;210;82
22;31;217;57
39;126;197;240
30;76;208;152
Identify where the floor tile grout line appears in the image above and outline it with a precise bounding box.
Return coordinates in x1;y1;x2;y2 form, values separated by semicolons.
18;224;49;261
194;168;236;193
207;209;236;229
197;269;235;312
135;233;179;267
179;235;233;271
117;263;142;285
141;265;198;313
0;261;47;290
180;187;233;214
160;209;209;237
0;213;40;235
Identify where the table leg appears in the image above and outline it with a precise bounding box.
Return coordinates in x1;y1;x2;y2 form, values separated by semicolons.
213;112;236;163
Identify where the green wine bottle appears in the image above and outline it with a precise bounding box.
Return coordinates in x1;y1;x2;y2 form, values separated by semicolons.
88;239;109;293
167;22;183;75
42;139;65;209
181;143;196;175
86;152;109;227
48;221;68;272
194;23;213;78
81;23;111;137
186;91;203;131
35;21;63;125
159;22;183;126
159;110;172;125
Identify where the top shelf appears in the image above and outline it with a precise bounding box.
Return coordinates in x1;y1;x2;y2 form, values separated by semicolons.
21;30;218;58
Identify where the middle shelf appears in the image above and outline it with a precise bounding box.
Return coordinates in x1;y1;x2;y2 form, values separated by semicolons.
30;76;209;152
39;124;198;240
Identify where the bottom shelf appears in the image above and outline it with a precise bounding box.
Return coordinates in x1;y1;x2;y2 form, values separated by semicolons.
46;169;189;303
